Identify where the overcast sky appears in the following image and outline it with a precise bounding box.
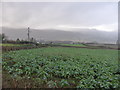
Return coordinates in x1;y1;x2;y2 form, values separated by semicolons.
2;2;118;32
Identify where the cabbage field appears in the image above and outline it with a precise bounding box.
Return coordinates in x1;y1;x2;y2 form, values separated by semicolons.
2;47;119;88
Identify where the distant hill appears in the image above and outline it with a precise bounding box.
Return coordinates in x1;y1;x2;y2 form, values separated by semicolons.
2;27;118;44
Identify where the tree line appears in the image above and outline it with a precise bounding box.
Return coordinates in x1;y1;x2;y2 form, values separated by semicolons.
0;33;37;44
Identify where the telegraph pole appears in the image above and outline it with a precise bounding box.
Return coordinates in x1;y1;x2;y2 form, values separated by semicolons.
27;27;30;42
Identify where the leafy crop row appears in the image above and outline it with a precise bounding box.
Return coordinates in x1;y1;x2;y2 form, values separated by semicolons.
2;47;119;88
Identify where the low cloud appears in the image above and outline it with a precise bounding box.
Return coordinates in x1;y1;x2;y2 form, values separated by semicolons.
2;2;118;32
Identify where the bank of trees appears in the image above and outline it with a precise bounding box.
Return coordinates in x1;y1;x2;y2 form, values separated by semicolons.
0;33;37;44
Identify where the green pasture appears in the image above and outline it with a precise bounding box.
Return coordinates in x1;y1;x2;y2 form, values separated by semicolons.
1;43;32;47
59;44;87;47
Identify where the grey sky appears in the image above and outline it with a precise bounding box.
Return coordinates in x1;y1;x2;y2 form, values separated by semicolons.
2;2;118;32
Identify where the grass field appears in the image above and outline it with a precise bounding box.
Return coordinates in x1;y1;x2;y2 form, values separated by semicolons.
59;44;87;47
2;47;119;88
0;44;27;47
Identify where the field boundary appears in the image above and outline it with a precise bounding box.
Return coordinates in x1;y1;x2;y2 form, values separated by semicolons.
51;45;118;50
2;45;48;52
1;44;118;52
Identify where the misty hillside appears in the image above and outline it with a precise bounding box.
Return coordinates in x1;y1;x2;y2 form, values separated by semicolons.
2;27;118;44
